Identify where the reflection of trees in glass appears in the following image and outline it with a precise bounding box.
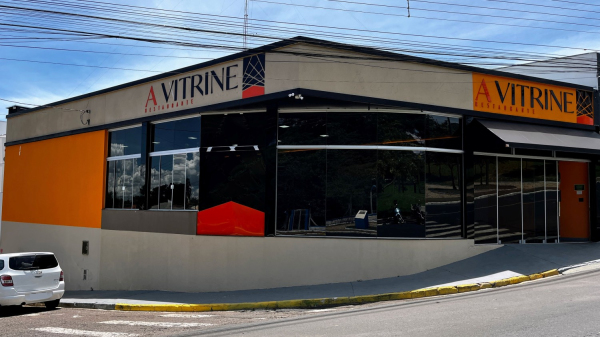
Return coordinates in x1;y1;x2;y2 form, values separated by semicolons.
377;113;424;146
327;112;377;146
425;152;462;238
276;150;326;232
425;115;461;149
377;151;424;222
185;153;200;210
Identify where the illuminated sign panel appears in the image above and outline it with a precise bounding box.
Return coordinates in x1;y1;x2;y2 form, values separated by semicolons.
472;73;592;125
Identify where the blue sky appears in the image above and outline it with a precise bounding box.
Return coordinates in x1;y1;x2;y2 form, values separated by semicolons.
1;0;599;119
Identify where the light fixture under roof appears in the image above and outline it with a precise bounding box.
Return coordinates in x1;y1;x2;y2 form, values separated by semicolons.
152;141;160;144
279;125;290;128
188;136;197;140
320;134;329;137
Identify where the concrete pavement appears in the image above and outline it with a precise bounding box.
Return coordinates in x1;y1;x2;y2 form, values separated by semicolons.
62;242;600;308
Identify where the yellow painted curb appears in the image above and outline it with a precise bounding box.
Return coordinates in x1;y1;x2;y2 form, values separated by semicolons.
479;282;492;289
457;284;480;293
437;286;458;295
112;269;563;312
529;273;543;280
541;269;560;277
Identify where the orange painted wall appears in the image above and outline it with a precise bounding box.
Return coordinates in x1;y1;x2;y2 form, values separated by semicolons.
559;161;590;240
2;131;107;228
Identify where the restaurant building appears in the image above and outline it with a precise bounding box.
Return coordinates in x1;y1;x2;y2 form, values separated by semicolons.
1;37;598;292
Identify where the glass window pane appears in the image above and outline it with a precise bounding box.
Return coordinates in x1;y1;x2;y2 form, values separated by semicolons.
546;160;559;243
172;154;186;210
114;160;124;208
201;113;266;148
185;153;200;210
149;157;160;209
278;112;327;145
159;155;173;209
105;161;115;208
474;156;498;244
425;152;462;238
377;150;425;238
108;127;141;157
425;115;461;149
498;158;522;244
326;112;377;145
277;149;326;235
326;150;377;237
522;159;545;243
201;150;265;211
132;158;143;210
123;159;133;209
377;112;424;147
151;117;201;152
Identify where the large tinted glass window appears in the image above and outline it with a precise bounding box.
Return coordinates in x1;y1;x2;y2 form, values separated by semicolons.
186;153;200;210
377;112;424;147
425;152;462;238
151;118;200;152
106;161;116;209
546;161;559;243
200;113;267;214
149;157;160;210
425;115;461;149
377;151;425;238
474;156;498;244
278;112;327;145
522;159;545;243
108;127;141;157
326;150;377;237
277;149;326;234
172;154;186;210
498;158;522;244
327;112;377;145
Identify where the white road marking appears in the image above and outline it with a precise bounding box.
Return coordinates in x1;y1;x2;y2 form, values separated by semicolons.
100;320;213;328
159;314;213;318
73;315;82;318
22;313;41;317
307;309;336;313
32;327;140;336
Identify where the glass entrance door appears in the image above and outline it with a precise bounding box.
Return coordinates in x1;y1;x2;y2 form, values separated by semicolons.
473;155;567;244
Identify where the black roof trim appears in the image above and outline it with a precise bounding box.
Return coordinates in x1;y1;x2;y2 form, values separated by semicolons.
8;36;595;118
6;87;595;147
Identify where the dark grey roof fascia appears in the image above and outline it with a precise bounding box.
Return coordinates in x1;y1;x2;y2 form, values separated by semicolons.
8;36;595;119
478;119;600;154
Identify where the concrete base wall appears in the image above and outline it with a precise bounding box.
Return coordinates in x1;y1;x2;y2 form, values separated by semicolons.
99;231;498;292
0;221;101;291
0;222;499;293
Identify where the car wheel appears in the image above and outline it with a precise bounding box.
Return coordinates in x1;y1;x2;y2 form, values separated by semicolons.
44;299;60;310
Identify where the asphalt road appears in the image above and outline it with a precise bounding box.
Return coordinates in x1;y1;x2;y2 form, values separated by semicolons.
187;269;600;337
1;269;598;336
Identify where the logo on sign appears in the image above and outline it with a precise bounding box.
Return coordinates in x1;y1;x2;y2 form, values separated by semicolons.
143;54;266;114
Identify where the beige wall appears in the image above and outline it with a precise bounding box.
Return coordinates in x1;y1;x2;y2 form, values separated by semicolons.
0;221;101;291
8;59;244;143
0;221;499;293
266;44;473;110
100;230;498;292
9;43;477;143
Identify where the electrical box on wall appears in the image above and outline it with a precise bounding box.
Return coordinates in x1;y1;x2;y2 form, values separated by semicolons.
82;241;89;255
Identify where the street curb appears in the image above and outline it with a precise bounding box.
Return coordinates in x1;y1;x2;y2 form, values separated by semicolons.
91;268;561;312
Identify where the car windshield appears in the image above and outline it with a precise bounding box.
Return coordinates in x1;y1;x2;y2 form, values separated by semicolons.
0;260;3;271
9;254;58;270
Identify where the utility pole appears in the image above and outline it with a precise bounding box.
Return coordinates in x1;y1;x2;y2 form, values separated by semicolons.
243;0;249;50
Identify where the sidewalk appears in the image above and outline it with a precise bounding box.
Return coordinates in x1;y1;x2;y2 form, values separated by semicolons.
62;242;600;308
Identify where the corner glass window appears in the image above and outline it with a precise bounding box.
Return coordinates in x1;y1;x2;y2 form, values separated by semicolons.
152;118;201;152
108;127;142;157
149;117;200;210
106;126;143;210
425;115;461;149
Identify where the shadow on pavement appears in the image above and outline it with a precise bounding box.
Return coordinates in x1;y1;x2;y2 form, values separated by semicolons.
0;305;55;317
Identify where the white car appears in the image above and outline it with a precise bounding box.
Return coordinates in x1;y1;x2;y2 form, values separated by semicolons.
0;252;65;309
